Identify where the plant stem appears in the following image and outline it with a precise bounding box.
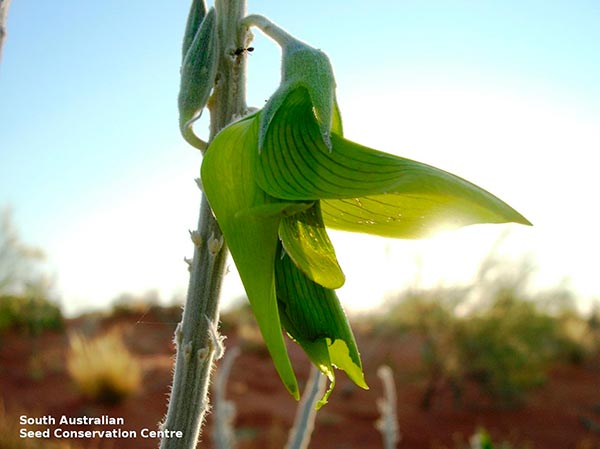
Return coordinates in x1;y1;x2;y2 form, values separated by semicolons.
159;1;250;448
284;366;326;449
375;365;401;449
212;346;240;449
0;0;12;64
241;14;297;48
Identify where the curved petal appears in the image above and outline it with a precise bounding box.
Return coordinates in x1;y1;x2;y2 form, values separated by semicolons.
258;81;300;152
321;190;528;238
279;202;345;289
275;244;368;405
201;113;299;398
258;41;337;152
254;87;531;237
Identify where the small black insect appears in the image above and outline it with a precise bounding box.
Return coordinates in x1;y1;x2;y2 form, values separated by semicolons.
234;46;254;56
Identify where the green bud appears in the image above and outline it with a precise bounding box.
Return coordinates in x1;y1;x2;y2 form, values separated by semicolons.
178;7;218;149
181;0;208;61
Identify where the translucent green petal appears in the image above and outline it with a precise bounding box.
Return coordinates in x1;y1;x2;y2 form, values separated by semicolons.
279;202;345;289
327;338;367;392
275;244;368;399
201;113;299;399
321;191;527;238
255;87;530;237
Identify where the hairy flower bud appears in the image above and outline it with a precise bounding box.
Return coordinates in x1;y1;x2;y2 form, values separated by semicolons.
178;7;218;149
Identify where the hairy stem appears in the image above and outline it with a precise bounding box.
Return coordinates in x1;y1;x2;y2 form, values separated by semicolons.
0;0;11;64
212;346;240;449
241;14;297;48
159;1;250;448
208;0;252;138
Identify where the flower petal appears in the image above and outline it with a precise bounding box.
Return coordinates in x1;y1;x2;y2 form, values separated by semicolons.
275;244;368;404
321;191;526;238
279;202;345;289
281;333;336;409
201;113;299;398
254;87;531;237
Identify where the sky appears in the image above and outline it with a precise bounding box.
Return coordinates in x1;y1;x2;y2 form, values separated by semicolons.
1;1;599;315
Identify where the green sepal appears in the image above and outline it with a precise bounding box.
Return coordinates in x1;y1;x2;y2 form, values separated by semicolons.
201;113;299;399
178;7;218;148
275;244;368;406
279;202;345;289
255;87;531;238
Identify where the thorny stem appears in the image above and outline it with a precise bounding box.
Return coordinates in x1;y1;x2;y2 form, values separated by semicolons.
159;1;250;448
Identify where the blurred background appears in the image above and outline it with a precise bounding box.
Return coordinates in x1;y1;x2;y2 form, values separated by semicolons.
1;2;600;448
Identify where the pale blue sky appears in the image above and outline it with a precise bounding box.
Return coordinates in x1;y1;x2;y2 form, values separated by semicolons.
1;1;599;314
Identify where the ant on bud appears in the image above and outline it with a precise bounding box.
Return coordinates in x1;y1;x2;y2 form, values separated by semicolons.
233;46;254;56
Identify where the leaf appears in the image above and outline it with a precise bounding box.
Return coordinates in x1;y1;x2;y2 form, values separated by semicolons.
254;87;531;238
279;202;345;289
275;244;367;404
201;113;299;398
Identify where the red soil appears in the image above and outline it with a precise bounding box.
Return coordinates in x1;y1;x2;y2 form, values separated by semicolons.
1;307;599;449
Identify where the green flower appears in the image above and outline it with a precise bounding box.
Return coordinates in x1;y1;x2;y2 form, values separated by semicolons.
200;36;530;406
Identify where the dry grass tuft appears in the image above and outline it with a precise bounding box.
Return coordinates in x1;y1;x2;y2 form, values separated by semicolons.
66;328;141;404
